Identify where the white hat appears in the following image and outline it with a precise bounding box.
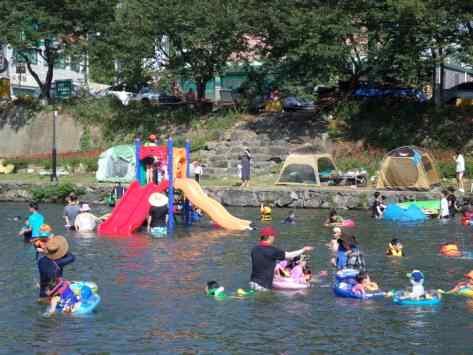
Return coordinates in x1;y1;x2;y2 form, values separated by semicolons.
148;193;169;207
80;203;91;212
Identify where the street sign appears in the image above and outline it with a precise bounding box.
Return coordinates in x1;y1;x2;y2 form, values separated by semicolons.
55;79;72;99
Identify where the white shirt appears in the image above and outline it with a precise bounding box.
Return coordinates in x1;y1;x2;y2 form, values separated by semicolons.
193;165;203;175
440;197;449;218
411;283;425;298
456;154;465;173
75;212;98;232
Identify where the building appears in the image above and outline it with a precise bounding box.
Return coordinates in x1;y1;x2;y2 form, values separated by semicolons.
0;43;87;98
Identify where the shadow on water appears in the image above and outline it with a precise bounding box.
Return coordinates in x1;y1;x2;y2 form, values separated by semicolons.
1;202;473;353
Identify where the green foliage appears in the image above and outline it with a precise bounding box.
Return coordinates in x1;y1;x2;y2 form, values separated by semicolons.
333;100;473;150
31;183;86;203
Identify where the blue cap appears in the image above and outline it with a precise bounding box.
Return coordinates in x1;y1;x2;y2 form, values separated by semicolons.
407;270;424;282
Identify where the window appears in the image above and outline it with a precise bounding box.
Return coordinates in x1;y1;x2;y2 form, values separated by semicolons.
14;49;38;65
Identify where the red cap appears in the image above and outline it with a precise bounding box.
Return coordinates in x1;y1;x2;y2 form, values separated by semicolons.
260;226;279;238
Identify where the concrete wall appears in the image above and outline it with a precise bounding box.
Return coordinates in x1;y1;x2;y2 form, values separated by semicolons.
0;110;85;157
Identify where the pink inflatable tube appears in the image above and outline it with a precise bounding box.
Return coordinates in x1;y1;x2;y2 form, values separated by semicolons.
272;261;311;290
342;219;356;228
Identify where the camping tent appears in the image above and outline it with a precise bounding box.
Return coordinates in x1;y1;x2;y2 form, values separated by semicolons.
376;146;441;190
276;153;338;186
96;145;136;182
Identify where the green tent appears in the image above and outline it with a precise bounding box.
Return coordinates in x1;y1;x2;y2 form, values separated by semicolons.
96;145;136;182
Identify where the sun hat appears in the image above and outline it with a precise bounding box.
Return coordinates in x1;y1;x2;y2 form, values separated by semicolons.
407;270;424;282
44;235;69;260
148;192;169;207
464;270;473;279
80;203;91;212
260;226;279;238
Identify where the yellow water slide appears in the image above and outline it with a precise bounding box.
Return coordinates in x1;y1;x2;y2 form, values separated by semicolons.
174;178;252;231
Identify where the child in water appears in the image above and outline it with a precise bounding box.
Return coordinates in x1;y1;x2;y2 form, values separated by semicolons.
205;281;227;299
324;209;344;227
282;211;296;224
386;239;404;256
351;272;380;296
447;270;473;293
406;270;426;299
260;203;272;222
46;277;81;314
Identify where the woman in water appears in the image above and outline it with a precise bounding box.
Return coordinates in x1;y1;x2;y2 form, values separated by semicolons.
447;270;473;293
324;209;344;227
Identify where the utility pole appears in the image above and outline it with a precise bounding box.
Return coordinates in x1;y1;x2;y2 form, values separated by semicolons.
50;110;58;182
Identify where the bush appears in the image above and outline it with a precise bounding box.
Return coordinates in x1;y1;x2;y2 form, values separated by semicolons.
31;183;86;203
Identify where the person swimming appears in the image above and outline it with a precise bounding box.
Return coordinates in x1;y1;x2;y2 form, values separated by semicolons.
324;209;344;227
386;238;404;257
447;270;473;293
205;281;227;299
260;203;272;222
351;272;379;296
440;242;461;257
282;211;296;224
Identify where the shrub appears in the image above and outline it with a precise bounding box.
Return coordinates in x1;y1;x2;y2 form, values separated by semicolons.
31;183;86;203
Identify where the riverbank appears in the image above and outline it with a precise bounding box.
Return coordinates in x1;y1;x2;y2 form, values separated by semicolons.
0;180;471;210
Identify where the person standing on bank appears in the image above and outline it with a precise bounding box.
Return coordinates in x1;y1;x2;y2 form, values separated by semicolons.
454;150;465;193
239;148;252;188
250;226;314;291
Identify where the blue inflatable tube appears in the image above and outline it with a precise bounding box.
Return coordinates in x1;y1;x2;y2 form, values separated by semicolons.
393;290;441;306
74;293;101;315
333;269;385;300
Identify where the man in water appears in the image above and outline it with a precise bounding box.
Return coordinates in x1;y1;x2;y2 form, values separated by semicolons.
18;202;44;241
64;193;80;230
250;226;313;291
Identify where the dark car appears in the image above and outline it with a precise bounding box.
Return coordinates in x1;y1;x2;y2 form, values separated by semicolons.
443;82;473;104
132;86;182;105
283;96;316;112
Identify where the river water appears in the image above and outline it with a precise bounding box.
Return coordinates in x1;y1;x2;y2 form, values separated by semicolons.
1;202;472;354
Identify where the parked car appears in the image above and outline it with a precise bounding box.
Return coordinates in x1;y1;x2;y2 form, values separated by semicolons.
443;82;473;104
353;82;428;102
132;86;182;105
283;96;316;112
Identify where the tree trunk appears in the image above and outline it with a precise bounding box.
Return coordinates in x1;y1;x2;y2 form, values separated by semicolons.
196;80;206;101
22;52;55;104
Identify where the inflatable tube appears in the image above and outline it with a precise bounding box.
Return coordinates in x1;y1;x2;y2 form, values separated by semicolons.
342;219;356;228
70;281;98;295
272;277;311;290
333;269;385;300
457;288;473;298
393;290;441;306
74;293;101;315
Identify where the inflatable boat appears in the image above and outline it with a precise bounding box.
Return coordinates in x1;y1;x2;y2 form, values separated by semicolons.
333;269;385;300
392;290;441;306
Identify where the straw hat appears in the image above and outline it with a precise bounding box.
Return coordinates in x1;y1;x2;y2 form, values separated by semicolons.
148;193;169;207
44;235;69;260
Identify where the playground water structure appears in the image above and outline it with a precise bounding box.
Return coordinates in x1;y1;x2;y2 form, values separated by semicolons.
3;204;473;353
98;138;251;236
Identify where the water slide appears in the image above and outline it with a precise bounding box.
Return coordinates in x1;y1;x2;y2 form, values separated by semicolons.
175;178;252;231
98;180;168;236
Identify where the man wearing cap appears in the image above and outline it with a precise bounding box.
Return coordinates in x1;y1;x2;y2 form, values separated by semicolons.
250;226;313;291
35;234;76;302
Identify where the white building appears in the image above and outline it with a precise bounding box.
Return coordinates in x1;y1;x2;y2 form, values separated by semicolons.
0;43;87;98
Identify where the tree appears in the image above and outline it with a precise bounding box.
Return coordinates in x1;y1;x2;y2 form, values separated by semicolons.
154;0;248;100
0;0;117;103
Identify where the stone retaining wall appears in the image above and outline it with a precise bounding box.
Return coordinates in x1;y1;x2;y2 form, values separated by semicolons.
0;182;470;210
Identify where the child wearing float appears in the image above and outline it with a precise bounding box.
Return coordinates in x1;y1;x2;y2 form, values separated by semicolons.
447;270;473;293
386;239;404;257
406;270;426;299
351;272;379;296
324;209;344;227
260;203;272;222
47;277;81;314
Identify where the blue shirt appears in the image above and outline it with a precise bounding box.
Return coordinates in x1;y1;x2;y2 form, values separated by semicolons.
27;212;44;237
